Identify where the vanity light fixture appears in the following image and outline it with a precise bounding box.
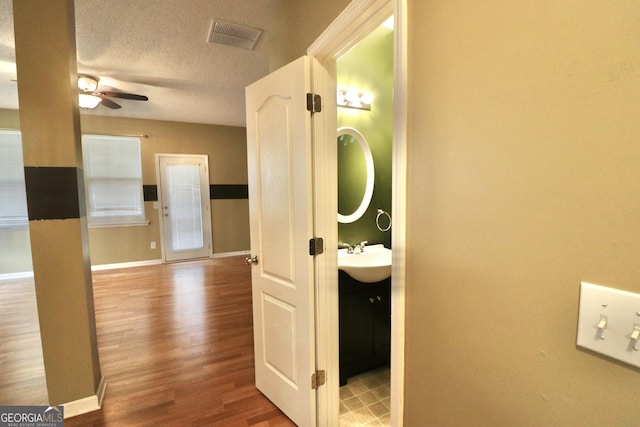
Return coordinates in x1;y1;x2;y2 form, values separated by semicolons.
337;88;373;111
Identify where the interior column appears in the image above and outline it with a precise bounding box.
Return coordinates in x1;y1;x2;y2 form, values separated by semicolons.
12;0;103;410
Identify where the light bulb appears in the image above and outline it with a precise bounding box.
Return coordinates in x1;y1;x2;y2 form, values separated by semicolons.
345;90;359;103
77;75;99;92
78;93;102;109
360;92;373;105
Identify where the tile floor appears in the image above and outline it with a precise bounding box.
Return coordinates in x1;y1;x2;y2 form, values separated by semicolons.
339;367;391;426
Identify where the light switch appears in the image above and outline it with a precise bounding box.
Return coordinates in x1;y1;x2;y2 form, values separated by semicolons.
596;315;607;339
576;282;640;368
597;315;607;331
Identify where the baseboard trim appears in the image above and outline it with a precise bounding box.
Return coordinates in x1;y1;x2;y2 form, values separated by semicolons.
212;250;250;258
0;271;34;280
90;259;163;271
0;253;249;280
63;376;107;419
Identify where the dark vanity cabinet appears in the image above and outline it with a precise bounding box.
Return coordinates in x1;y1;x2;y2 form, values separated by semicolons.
339;270;391;386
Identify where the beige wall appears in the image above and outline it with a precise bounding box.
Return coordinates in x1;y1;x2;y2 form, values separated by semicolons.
0;228;32;273
405;1;640;425
0;109;249;271
0;108;20;129
266;0;351;71
82;115;250;263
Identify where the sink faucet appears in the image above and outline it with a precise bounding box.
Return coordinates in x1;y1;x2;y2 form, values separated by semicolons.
354;241;368;254
341;241;368;254
341;242;355;254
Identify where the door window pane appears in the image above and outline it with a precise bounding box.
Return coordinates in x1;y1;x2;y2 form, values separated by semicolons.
166;164;204;251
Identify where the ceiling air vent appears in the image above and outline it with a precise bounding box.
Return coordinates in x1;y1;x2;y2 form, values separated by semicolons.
207;19;262;50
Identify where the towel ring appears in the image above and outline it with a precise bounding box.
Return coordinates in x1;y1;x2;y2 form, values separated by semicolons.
376;209;392;232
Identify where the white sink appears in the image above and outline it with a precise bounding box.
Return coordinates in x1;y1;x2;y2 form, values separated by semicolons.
338;244;392;283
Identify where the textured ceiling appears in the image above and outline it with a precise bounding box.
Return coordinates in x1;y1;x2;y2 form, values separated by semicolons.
0;0;270;127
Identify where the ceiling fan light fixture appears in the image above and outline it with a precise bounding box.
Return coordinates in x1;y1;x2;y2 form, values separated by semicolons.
77;74;99;92
78;93;102;109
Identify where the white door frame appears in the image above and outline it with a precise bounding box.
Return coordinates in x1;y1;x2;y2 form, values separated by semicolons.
155;153;213;262
308;0;407;425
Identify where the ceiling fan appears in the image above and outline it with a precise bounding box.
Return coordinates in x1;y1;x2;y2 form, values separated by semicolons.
77;74;148;110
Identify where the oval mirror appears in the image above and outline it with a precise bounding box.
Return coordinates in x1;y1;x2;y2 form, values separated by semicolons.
337;127;374;223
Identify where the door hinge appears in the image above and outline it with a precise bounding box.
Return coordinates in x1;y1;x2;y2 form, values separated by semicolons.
306;93;321;114
311;370;326;389
309;237;324;256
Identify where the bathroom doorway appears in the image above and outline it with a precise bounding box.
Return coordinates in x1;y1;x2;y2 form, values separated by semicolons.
243;1;406;424
308;0;407;425
336;18;394;426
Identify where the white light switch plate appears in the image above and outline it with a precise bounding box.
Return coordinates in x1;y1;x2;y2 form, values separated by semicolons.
577;282;640;368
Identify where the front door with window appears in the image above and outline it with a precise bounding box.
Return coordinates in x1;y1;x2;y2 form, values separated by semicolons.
157;154;212;262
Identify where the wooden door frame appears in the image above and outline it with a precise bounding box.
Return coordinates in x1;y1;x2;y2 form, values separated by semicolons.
308;0;407;425
155;153;213;262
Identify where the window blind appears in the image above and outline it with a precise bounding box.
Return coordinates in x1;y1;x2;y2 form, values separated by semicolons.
82;135;145;226
0;131;29;228
166;164;204;251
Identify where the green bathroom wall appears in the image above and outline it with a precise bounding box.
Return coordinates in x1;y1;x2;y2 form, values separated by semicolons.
337;25;393;248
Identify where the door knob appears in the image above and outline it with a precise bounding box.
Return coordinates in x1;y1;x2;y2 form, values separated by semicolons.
245;255;258;265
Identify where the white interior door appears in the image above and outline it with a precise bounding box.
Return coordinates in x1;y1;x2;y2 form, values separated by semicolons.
245;56;317;427
157;154;212;262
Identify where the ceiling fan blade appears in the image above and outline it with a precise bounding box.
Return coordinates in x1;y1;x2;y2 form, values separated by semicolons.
100;91;148;101
99;97;122;109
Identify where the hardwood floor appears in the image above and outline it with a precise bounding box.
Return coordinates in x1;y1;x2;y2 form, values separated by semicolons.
1;256;296;426
0;277;48;405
